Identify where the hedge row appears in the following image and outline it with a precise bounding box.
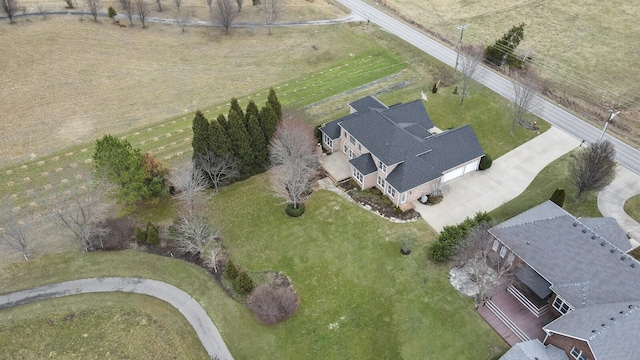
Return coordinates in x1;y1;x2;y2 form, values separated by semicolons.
429;212;492;262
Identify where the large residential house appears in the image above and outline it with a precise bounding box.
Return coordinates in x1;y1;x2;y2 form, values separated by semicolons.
318;96;484;207
486;201;638;360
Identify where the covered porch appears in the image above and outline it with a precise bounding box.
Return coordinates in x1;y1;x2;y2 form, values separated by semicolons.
320;151;351;183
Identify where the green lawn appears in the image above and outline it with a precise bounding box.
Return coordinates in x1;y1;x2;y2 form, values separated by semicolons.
490;149;601;223
1;174;508;359
0;293;208;359
624;195;640;223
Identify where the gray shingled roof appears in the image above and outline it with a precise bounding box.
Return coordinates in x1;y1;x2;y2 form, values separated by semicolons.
579;217;631;251
499;340;569;360
381;99;434;131
348;95;388;113
319;114;356;140
544;302;640;360
349;153;377;175
417;125;484;172
489;201;640;309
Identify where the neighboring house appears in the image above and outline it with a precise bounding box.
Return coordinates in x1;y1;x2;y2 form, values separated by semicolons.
487;201;638;360
318;95;484;207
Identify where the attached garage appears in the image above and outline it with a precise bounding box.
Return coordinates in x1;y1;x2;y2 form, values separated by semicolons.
464;159;480;174
442;166;465;182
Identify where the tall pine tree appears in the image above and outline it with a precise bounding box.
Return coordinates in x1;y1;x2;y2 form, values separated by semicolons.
229;98;245;121
247;114;268;173
267;88;282;122
192;110;212;158
217;114;229;133
227;110;254;179
245;100;259;127
209;119;231;156
259;103;279;143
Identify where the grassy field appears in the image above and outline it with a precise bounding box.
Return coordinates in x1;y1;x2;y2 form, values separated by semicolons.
490;149;601;223
364;0;640;148
624;195;640;223
0;175;509;359
0;292;209;359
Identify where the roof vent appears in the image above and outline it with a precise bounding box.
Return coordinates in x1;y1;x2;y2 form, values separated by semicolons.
610;249;616;253
621;256;627;261
591;235;597;240
582;229;588;233
573;222;578;227
610;317;615;321
632;263;636;268
601;323;606;327
591;330;597;333
620;311;625;314
601;242;606;246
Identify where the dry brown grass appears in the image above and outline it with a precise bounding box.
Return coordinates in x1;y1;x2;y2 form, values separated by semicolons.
0;10;360;167
365;0;640;146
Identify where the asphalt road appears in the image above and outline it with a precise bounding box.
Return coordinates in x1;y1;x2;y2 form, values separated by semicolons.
336;0;640;174
0;277;233;360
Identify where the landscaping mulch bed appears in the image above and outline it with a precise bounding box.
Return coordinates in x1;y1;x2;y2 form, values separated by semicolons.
337;180;421;221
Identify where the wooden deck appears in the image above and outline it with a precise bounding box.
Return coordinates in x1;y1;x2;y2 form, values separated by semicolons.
477;287;557;346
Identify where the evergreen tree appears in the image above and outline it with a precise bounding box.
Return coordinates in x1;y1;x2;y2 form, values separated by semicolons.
235;271;255;296
245;100;259;127
259;103;279;143
224;258;239;279
484;23;525;68
146;222;159;245
227;110;254;179
247;114;268;173
192;110;212;158
267;88;282;122
217;114;229;133
209;120;231;155
550;188;566;208
229;98;245;120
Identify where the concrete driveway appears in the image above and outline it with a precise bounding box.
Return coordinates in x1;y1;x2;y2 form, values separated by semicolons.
0;277;233;360
414;127;580;231
598;167;640;245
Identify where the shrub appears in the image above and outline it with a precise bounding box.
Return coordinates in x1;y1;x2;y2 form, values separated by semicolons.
146;222;159;245
550;188;566;208
285;203;306;217
429;241;451;262
107;6;116;20
479;154;493;170
394;207;402;216
427;194;443;204
429;212;492;262
235;272;255;296
247;285;299;325
135;227;147;243
224;259;239;280
431;83;438;94
473;211;492;225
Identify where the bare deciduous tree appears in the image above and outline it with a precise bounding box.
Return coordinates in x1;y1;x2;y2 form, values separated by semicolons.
248;285;299;324
170;161;209;214
134;0;149;27
35;3;48;18
262;0;279;34
458;44;483;106
570;140;616;199
41;174;108;252
195;151;239;192
155;0;161;11
172;212;218;257
234;0;241;11
0;202;31;260
63;0;74;8
510;70;541;136
211;0;237;35
1;0;19;23
173;0;180;10
269;117;319;209
86;0;100;21
119;0;134;25
204;0;212;10
176;8;189;32
455;223;521;306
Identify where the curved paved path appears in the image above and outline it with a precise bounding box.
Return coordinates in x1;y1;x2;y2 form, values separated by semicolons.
598;167;640;245
0;277;233;360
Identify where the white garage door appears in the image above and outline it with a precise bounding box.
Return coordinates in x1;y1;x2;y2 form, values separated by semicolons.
464;159;480;174
442;166;464;182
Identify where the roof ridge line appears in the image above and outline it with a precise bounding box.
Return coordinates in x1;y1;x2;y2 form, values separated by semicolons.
589;304;640;341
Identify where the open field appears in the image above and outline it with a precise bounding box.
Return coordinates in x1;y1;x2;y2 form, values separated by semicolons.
624;195;640;223
0;176;509;359
490;149;601;223
0;292;208;359
365;0;640;147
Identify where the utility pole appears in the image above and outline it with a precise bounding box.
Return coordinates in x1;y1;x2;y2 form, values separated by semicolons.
598;109;620;143
452;24;470;81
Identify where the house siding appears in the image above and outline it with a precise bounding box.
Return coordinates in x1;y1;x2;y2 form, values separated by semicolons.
544;333;594;360
402;178;440;204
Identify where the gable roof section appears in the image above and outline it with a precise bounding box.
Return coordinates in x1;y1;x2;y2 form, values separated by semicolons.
489;201;640;309
417;125;484;172
544;302;640;360
499;340;568;360
385;158;442;193
348;95;388;113
380;99;434;132
319;114;355;140
349;153;377;175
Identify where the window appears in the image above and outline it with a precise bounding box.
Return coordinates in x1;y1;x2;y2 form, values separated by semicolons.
379;161;387;174
358;143;362;151
553;296;572;315
343;131;347;139
323;134;333;148
492;240;499;252
349;135;355;145
400;192;407;204
387;184;396;198
570;347;588;360
343;144;347;154
377;176;385;188
507;252;515;264
499;246;507;258
348;148;355;159
353;168;363;184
